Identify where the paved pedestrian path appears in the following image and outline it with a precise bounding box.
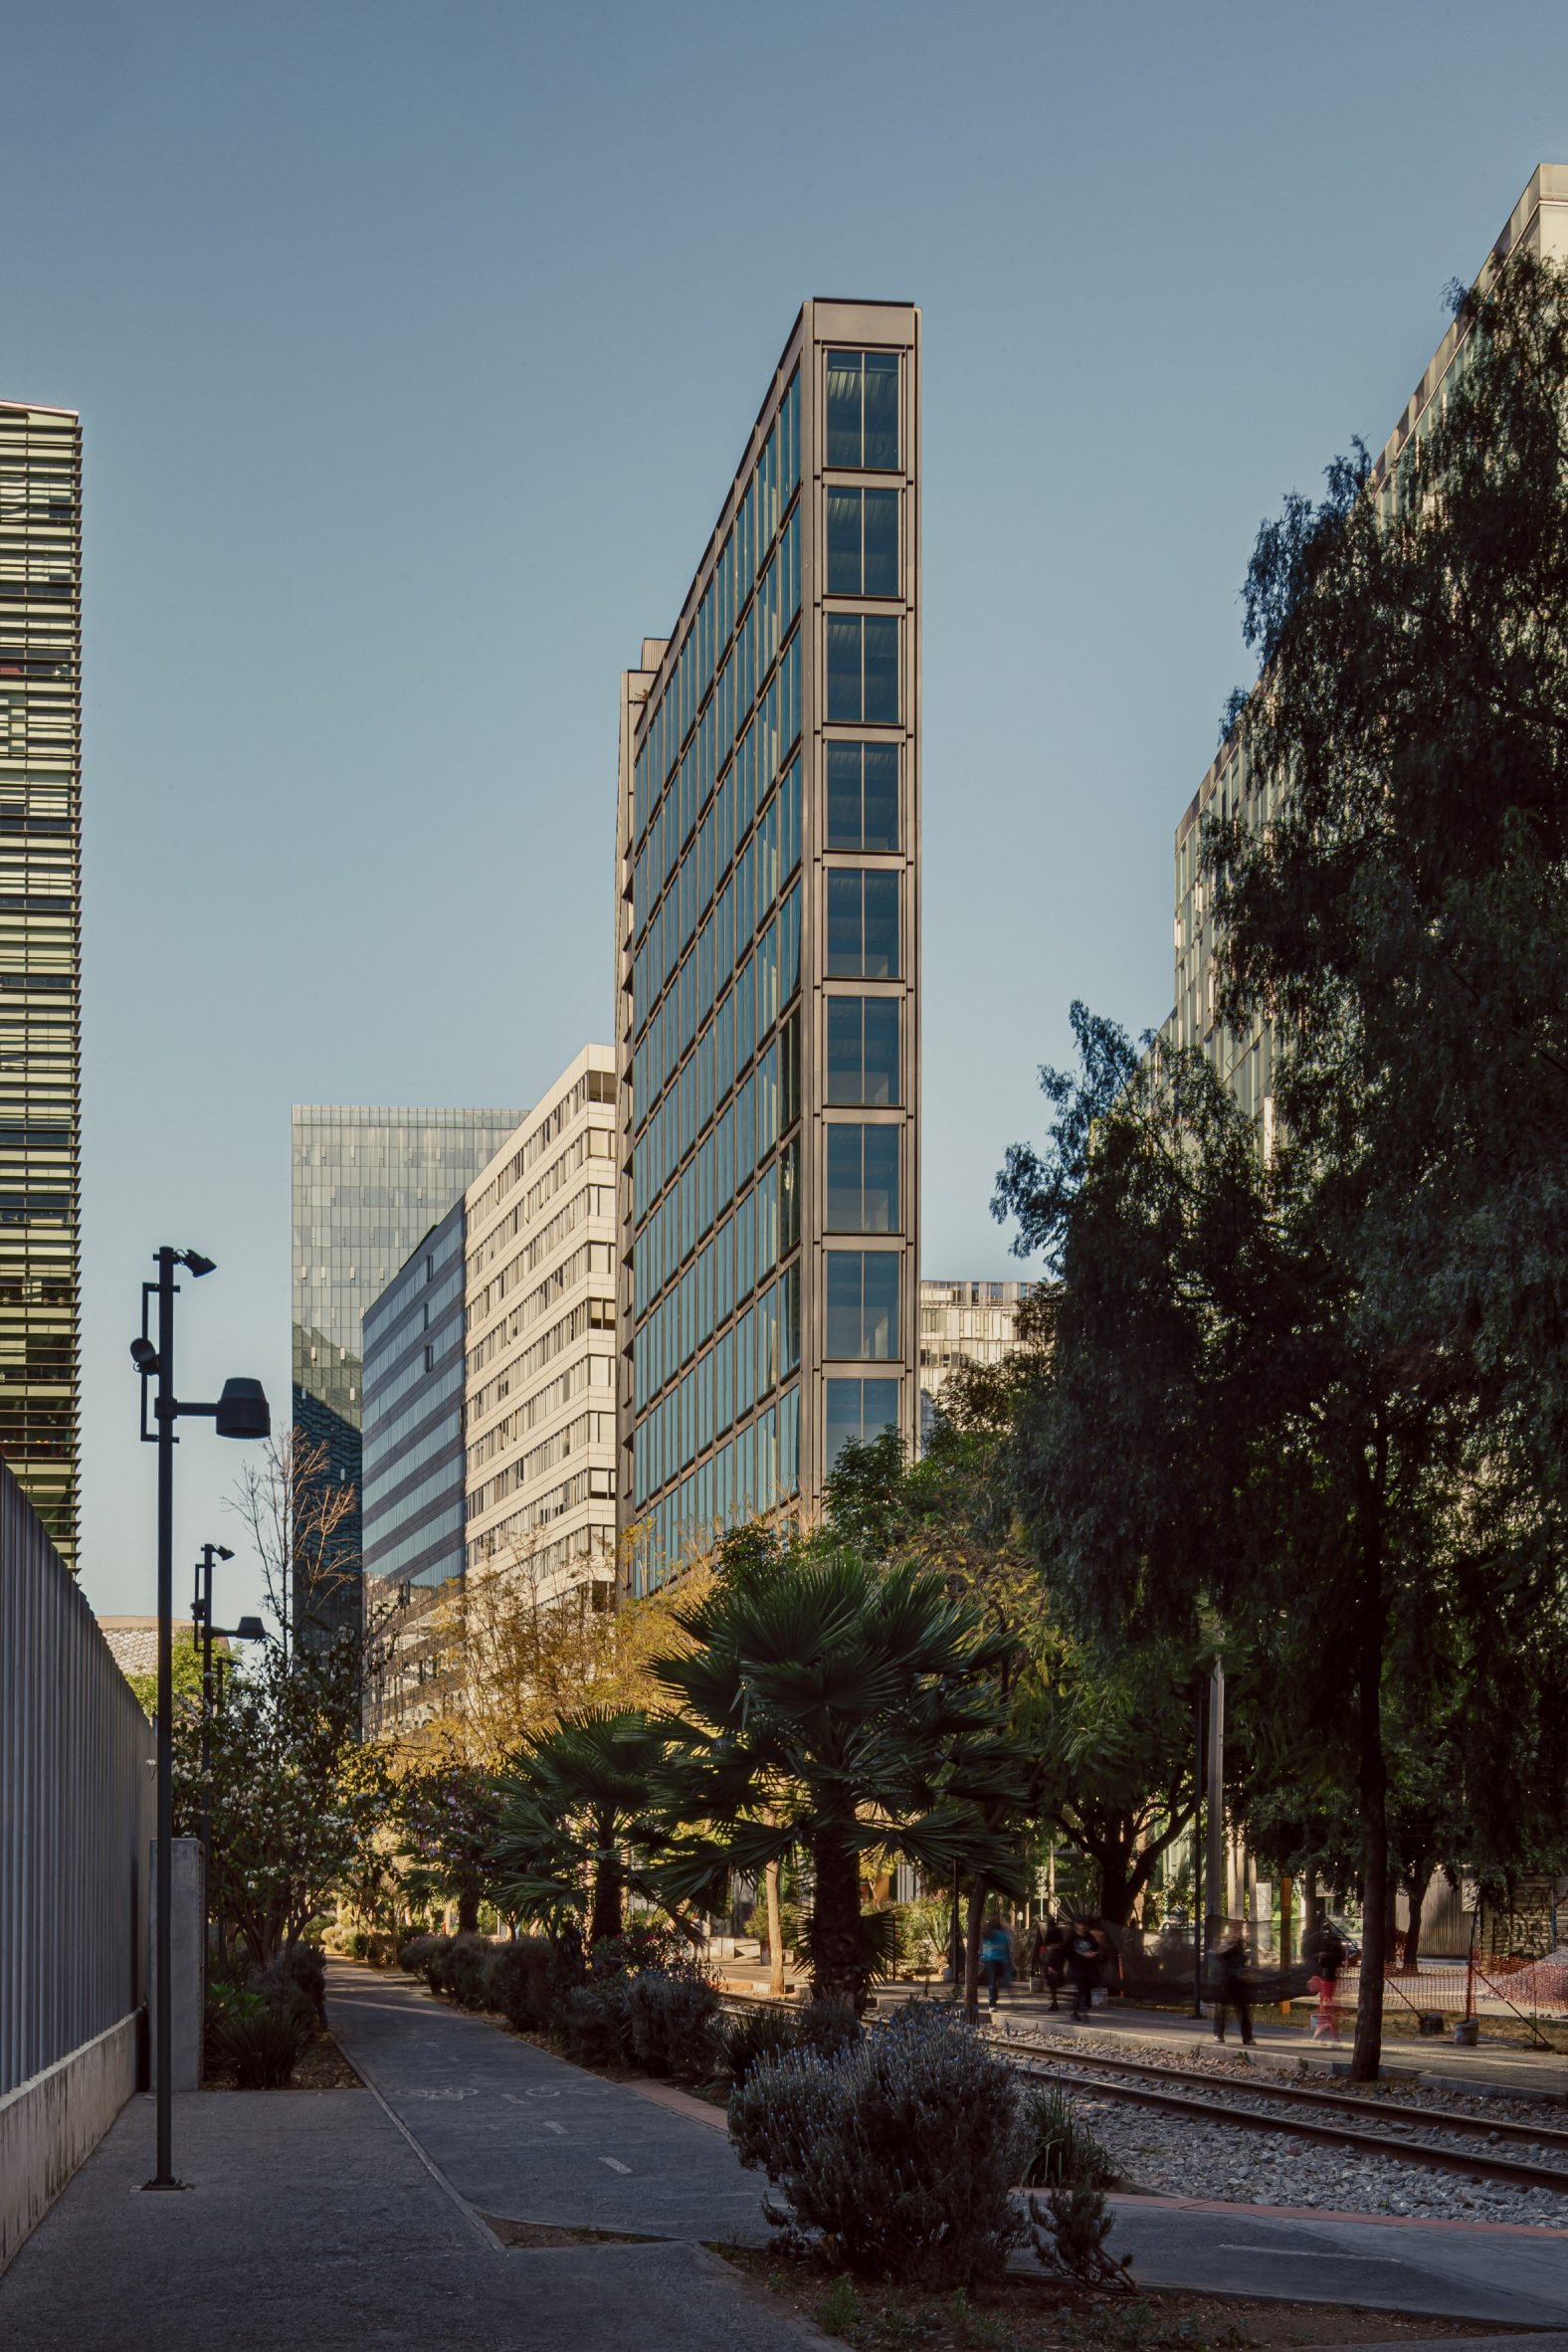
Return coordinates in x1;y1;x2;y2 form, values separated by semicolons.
0;1964;822;2352
327;1961;773;2245
1099;2194;1568;2327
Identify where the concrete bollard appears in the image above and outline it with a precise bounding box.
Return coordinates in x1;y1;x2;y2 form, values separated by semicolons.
148;1838;205;2092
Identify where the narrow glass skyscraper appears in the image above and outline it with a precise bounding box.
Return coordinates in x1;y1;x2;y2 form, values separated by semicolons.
292;1103;522;1636
616;303;921;1589
0;401;82;1567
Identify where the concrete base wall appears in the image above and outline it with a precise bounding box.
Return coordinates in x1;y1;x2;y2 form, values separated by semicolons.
0;2011;141;2270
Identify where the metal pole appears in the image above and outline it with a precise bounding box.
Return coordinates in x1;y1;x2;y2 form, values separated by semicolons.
146;1248;178;2191
198;1547;216;2019
1205;1660;1226;1953
1192;1680;1205;2017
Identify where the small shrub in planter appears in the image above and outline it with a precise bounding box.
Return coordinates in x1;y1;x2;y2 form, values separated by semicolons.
484;1938;554;2033
208;1992;313;2088
626;1970;718;2081
729;2002;1028;2292
263;1944;327;2025
558;1981;633;2069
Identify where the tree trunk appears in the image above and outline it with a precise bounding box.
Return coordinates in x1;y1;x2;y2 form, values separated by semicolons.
1400;1863;1430;1972
809;1832;866;2008
458;1890;480;1934
963;1881;986;2025
590;1834;624;1949
1351;1510;1389;2083
765;1859;785;1998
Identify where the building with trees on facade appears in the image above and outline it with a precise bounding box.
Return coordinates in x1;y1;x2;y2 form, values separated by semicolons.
616;303;921;1592
0;399;81;1569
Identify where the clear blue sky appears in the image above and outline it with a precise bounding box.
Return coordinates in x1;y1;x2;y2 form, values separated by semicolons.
8;0;1563;1623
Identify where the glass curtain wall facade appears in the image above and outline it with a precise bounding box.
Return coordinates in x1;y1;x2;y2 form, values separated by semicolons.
0;402;81;1568
292;1103;522;1639
616;302;920;1590
361;1199;467;1736
1169;164;1568;1124
464;1046;619;1606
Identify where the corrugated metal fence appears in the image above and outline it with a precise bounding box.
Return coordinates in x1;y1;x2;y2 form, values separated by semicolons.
0;1459;153;2097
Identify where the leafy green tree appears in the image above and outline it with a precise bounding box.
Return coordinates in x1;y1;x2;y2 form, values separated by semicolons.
490;1710;673;1948
652;1532;1028;2008
125;1629;206;1721
173;1627;389;1964
1199;247;1568;2062
396;1758;503;1933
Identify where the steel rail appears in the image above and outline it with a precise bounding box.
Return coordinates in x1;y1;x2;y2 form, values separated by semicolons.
993;2046;1568;2196
985;2031;1568;2155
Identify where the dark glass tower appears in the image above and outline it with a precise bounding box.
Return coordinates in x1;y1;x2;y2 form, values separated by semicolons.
291;1104;521;1639
0;401;81;1568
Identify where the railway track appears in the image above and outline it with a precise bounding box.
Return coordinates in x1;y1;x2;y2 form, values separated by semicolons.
985;2033;1568;2198
717;1991;1568;2199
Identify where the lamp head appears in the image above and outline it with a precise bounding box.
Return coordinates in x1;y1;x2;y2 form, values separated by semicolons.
216;1544;235;1562
214;1377;271;1441
129;1337;161;1375
235;1616;266;1643
179;1250;217;1278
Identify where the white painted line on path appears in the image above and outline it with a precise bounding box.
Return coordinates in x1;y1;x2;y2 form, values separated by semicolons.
601;2157;632;2174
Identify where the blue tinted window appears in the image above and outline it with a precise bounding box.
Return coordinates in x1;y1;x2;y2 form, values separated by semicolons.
826;1250;900;1359
827;350;899;471
827;1374;900;1467
827;872;899;979
827;743;898;851
827;1124;899;1233
827;488;898;595
864;617;897;723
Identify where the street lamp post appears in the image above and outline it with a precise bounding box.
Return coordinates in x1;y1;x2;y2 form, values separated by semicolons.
131;1246;271;2195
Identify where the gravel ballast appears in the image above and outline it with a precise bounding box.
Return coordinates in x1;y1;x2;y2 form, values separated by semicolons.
993;2022;1568;2227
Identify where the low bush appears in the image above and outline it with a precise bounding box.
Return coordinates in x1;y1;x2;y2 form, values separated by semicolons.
729;2003;1028;2293
716;2004;803;2091
208;1994;314;2088
438;1932;494;2009
557;1980;633;2069
1019;2081;1116;2190
398;1932;444;1980
794;1998;862;2058
264;1943;326;2025
484;1938;554;2033
625;1970;718;2081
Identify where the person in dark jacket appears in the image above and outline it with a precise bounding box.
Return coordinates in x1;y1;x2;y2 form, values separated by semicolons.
1066;1918;1100;2021
1212;1929;1254;2045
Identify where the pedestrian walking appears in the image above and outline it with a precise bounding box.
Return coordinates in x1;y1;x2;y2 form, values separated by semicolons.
1066;1918;1100;2021
1309;1920;1345;2041
1212;1929;1255;2045
980;1910;1012;2010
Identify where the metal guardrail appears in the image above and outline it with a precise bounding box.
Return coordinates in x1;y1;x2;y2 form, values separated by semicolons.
0;1463;154;2096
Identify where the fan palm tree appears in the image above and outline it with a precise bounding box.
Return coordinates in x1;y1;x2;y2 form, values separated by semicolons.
651;1534;1030;2008
490;1709;670;1947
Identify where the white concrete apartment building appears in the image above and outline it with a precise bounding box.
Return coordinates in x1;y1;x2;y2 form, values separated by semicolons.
463;1046;620;1606
917;1277;1032;1448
